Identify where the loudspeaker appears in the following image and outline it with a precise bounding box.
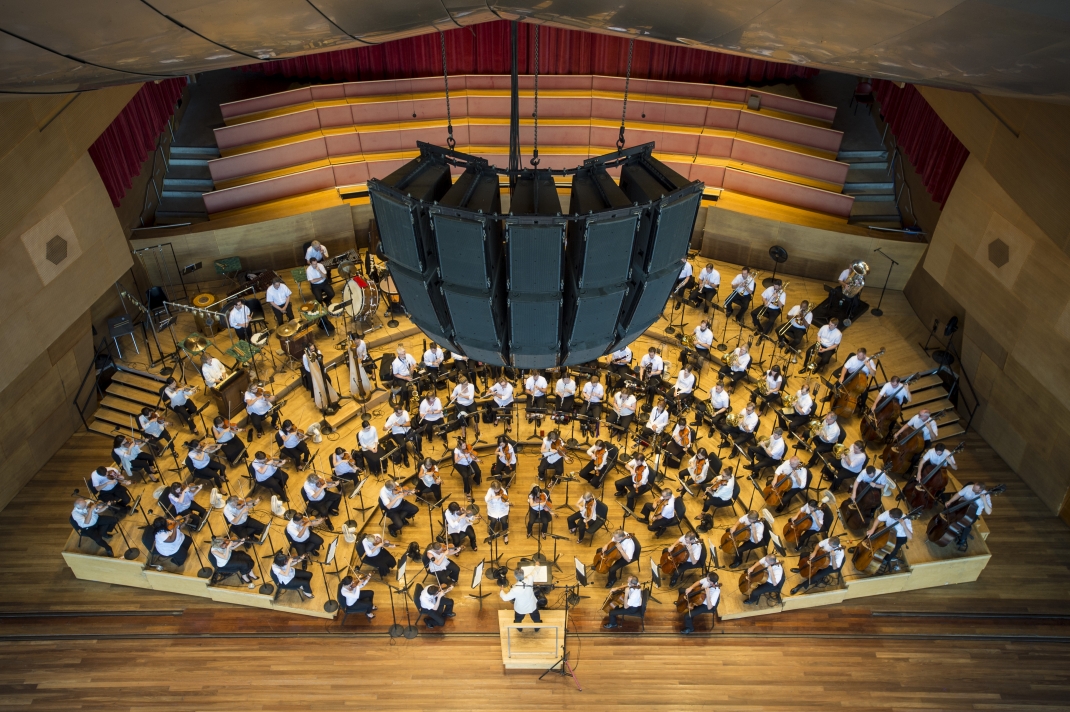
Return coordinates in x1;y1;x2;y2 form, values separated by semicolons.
387;265;457;353
370;157;452;275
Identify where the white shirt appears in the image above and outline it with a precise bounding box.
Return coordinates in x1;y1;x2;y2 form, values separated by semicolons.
485;489;510;519
760;286;786;309
798;503;824;532
286;517;310;542
698;266;720;289
139;414;165;437
245;390;273;415
252;459;277;482
906;415;938;441
525;375;547;397
700;578;721;609
358;427;379;451
427;548;452;573
214;424;236;443
877;510;913;538
272;562;295;585
626;460;649;486
879;381;912;404
445;509;474;535
618;537;636;561
420;398;444;422
956;486;992;517
738;410;758;433
451;383;474;406
686;456;710;483
385;411;411;435
709;388;730;412
490;381;514;407
333;454;357;477
201;358;227;388
730;349;751;373
165;385;189;407
341;580;368;607
555;378;576;398
739;514;765;543
541;438;562;464
677;535;703;564
454;445;476;466
818;538;845;569
693;326;713;349
610;347;632;365
672;423;692;447
155;529;185;557
419;465;439;488
763;436;787;461
224;501;249;525
423;348;444;367
265;283;291;307
500;580;539;614
786;304;813;328
72;502;99;528
305;244;328;262
91;468;120;491
678;261;693;281
228;303;251;329
582;382;604;402
614;391;637;416
710;475;734;501
419;588;444;610
211;543;233;567
363;538;385;557
187;451;211;471
391;354;417;378
774;460;806;487
639;353;663;376
303;479;327;501
764;560;784;586
731;273;756;296
794;391;814;415
817;325;842;349
674;370;696;395
843;355;875;377
657;495;677;520
281;430;303;448
764;372;782;393
496;443;517;466
922;448;956;469
841;448;867;473
647;407;670;433
818;421;840;444
306;263;327;284
622;586;643;608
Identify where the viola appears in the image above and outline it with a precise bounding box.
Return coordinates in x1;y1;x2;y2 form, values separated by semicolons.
594;448;606;468
659;542;690;576
903;442;965;511
632;463;646;486
831;348;885;418
679;426;691;449
927;484;1005;547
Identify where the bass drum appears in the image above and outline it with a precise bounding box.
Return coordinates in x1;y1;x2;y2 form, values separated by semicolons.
343;275;378;321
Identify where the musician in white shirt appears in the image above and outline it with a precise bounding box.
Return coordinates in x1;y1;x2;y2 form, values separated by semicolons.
360;534;397;577
418;392;445;444
878;375;912;405
755;365;783;414
608;346;633;383
500;568;541;628
729;402;760;447
751;279;786;334
537;430;566;482
153;516;194;565
674;260;694;294
305;240;328;264
264;277;293;326
567;491;606;543
162;377;199;433
581;375;605;421
701;467;736;513
285;512;325;556
90;466;132;510
227;299;253;343
485;376;514;425
718;343;751;385
692;320;714;359
693;264;720;312
790;535;845;595
244;385;277;438
640;398;671;444
895;409;938;443
638;347;664;406
679;448;713;489
728;512;770;572
444;502;478;550
680;572;721;633
782;300;812;348
806;413;842;467
850;466;894;522
815;318;842;369
524;370;548;421
423;342;445;384
251;451;290;501
614;454;653;510
745;427;786;474
138;407;172;450
450;375;479;434
603;576;645;629
828;440;867;491
743;554;784;605
664;417;695;468
490;435;517;480
780;383;814;435
384;405;417;468
787;499;826;550
607;386;637;437
306;257;334;305
723;267;756;323
599;530;638;587
945;483;994;550
579;440;615;486
453;437;482;497
915;443;958;483
694;382;731;437
71;498;118;556
554;373;577;413
667;531;706;586
271;552;313;598
768;455;808;513
638;488;683;537
418;584;455;629
278;420;310;470
200;355;228;389
673;365;696;407
223;495;266;541
390;347;418;401
839;348;878;384
331;447;361;484
357;419;383;475
484;481;511;544
869;507;913;562
379;480;419;537
339;574;376;619
303;473;341;526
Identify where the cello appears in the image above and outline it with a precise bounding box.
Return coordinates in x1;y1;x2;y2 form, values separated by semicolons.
902;442;965;511
851;506;923;575
927;484;1005;547
675;586;709;613
761;468;795;509
592;539;624;573
839;478;885;534
659;542;690;577
719;520;753;558
881;409;945;475
782;508;816;548
831;348;885;418
797;544;838;582
738;566;769;596
859;371;922;445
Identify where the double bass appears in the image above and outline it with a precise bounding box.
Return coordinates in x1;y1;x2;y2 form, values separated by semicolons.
831;348;885;418
902;442;965;510
838;478;885;533
860;371;923;445
926;484;1005;547
851;506;922;574
881;409;945;475
659;541;690;577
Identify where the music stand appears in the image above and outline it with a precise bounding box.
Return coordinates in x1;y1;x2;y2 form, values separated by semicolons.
388;557;419;639
468;559;491;609
318;537;340;612
617;502;636;529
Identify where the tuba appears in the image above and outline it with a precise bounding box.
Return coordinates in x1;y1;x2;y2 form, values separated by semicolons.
843;261;869;298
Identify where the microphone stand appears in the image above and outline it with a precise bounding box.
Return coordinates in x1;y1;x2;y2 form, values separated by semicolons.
869;248;899;318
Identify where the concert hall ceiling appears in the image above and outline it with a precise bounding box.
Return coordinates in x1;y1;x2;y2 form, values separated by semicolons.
1;0;1068;99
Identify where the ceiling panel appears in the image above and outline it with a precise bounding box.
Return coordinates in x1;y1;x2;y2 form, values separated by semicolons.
0;30;129;93
310;0;456;42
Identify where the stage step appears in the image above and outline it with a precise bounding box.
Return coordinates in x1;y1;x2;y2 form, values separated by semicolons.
100;395;146;417
107;384;161;408
92;407;138;429
935;424;966;442
112;371;167;396
902;398;956;420
87;418;137;439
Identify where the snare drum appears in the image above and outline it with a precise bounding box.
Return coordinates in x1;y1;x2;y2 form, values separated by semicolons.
250;331;270;348
379;275;400;307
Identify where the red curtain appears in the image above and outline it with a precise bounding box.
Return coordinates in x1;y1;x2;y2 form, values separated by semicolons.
873;80;968;208
239;20;817;85
89;77;187;207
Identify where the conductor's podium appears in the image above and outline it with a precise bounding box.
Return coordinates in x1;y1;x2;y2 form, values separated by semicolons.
497;610;566;670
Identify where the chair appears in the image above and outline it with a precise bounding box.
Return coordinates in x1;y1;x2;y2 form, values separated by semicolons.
707;480;741;526
613;587;651;631
412;583;432;627
291;267;309;302
108;315;139;359
273;583;302;603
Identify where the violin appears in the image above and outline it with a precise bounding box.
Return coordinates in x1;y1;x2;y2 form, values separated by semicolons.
584;498;596;520
594;448;606;468
831;347;885;418
702;472;731;496
165;515;191;531
499;489;509;503
632;463;646;486
679;426;691;449
554;439;573;463
659;542;690;577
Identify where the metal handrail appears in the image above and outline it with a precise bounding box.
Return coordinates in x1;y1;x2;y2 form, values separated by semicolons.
72;337;113;432
138;114;178;227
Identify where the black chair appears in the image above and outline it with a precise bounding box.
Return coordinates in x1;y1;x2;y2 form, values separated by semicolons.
707;480;741;526
610;587;651;631
412;583;431;626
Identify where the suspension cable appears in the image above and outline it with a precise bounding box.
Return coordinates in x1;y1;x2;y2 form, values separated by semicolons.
617;37;634;151
440;31;455;150
530;25;541;168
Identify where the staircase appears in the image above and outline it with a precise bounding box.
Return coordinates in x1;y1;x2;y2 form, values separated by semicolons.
900;371;966;443
155;146;218;226
86;370;169;439
838;149;902;229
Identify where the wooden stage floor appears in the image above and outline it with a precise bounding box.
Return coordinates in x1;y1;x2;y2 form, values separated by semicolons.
3;260;1070;709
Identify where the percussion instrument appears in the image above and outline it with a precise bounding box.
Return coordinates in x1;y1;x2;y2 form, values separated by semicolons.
379;275;400;307
337;261;358;278
276;321;301;339
300;302;327;322
343;275;378;321
243;269;280;293
250;331;270;347
183;334;210;355
192;293;218;335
